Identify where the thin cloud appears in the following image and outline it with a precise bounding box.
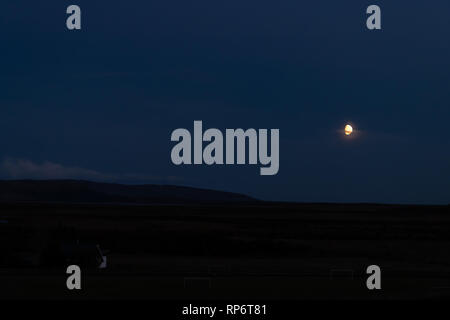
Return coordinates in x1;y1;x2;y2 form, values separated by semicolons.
0;158;112;181
0;158;182;184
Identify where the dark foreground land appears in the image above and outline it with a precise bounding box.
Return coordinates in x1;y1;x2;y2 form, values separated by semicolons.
1;202;450;300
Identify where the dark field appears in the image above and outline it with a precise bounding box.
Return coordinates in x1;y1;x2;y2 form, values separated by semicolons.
1;202;450;299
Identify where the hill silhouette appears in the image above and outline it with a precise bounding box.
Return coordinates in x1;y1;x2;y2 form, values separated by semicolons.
0;180;256;204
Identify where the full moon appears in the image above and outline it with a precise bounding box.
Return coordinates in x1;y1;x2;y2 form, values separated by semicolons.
344;124;353;136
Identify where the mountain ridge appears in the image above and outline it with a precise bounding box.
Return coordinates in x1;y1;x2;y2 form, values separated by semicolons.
0;180;257;205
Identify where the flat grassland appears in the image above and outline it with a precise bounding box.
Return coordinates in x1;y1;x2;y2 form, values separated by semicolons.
1;203;449;299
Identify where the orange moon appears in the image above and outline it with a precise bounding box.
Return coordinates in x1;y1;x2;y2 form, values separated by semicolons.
344;124;353;136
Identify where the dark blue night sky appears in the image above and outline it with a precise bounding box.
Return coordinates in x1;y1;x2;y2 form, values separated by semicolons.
1;0;449;203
